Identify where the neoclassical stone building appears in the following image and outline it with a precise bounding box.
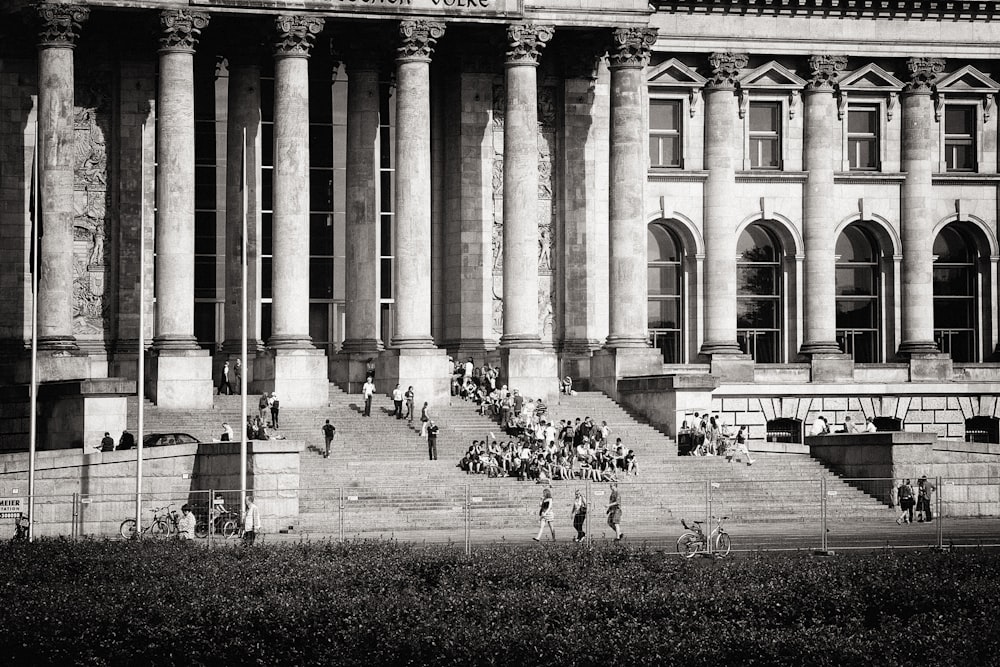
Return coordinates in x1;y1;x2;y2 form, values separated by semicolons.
1;0;1000;445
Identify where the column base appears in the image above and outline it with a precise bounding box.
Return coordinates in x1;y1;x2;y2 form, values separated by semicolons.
266;334;316;350
255;347;330;408
146;349;213;409
807;352;854;382
907;352;954;382
340;338;384;355
500;348;559;402
329;350;381;395
898;340;941;356
590;347;663;401
390;336;438;350
442;339;495;361
499;334;542;349
151;335;201;352
377;348;451;407
37;335;78;352
799;340;844;355
708;353;755;383
700;339;744;355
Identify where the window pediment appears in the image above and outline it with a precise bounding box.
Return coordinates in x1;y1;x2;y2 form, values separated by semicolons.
647;58;708;117
837;64;905;121
935;65;1000;121
738;61;806;119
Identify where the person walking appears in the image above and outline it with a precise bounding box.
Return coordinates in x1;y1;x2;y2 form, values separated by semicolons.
571;489;588;542
404;386;415;423
533;486;556;542
322;419;336;459
733;425;755;466
426;421;439;460
607;482;623;541
419;401;430;436
233;358;242;395
219;361;231;395
392;384;404;418
270;392;280;429
362;376;375;417
896;479;914;524
242;496;261;546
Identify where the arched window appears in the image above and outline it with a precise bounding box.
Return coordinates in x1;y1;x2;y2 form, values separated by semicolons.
836;225;881;362
933;223;979;362
737;224;782;362
766;418;802;443
647;224;683;363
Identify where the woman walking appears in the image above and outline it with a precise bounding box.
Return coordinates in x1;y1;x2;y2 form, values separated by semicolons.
533;486;556;542
607;482;623;542
571;489;588;542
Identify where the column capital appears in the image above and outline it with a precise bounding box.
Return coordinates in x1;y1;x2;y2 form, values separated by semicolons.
905;57;945;93
706;52;748;90
397;20;446;63
505;22;553;66
159;9;210;54
608;27;657;69
273;15;324;58
806;54;848;91
32;3;89;49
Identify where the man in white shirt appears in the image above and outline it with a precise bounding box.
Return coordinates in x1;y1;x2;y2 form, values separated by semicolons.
242;496;261;546
362;377;375;417
863;417;878;433
391;384;404;419
810;415;831;436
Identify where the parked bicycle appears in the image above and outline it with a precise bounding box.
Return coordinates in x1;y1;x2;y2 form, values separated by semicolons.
676;515;732;558
194;503;240;539
120;505;179;540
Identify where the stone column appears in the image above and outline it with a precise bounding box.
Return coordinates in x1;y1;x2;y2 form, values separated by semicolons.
34;4;88;354
899;57;952;379
148;9;214;408
222;51;265;386
255;15;330;406
590;28;664;398
376;20;451;404
699;52;753;381
330;33;383;392
800;55;853;379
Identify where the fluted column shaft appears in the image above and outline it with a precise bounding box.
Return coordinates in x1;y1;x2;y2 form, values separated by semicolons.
342;51;381;352
154;9;208;350
223;58;263;352
269;16;323;349
700;52;747;355
801;56;847;355
500;23;552;348
607;27;657;348
392;21;444;348
898;59;944;355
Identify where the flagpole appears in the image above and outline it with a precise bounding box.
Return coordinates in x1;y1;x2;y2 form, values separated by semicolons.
240;127;248;512
28;122;40;542
135;124;146;535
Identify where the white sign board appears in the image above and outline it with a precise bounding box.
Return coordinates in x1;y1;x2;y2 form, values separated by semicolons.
0;497;24;519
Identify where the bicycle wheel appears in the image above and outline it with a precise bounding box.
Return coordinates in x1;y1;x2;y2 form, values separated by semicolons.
222;519;240;539
715;532;732;558
194;519;209;539
150;519;170;538
676;532;700;558
120;519;137;540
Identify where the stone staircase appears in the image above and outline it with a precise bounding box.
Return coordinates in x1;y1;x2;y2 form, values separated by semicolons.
126;384;892;538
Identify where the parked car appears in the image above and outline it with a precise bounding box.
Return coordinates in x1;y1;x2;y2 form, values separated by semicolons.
142;433;201;448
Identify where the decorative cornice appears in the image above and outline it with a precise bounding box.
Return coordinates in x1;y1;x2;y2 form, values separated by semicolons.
608;27;657;69
159;9;210;54
905;57;945;93
706;52;748;89
273;15;324;58
505;22;554;66
33;3;89;49
651;0;997;21
806;55;848;91
397;20;445;63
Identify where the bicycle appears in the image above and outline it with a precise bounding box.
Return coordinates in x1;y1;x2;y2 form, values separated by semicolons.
676;515;732;558
120;505;177;540
194;506;241;539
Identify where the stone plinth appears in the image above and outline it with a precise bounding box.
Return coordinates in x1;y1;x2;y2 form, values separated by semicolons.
501;348;559;403
617;373;719;439
810;353;854;382
377;348;451;407
709;352;755;383
590;347;662;400
329;351;378;395
14;351;90;383
146;349;213;409
909;352;954;382
254;348;329;408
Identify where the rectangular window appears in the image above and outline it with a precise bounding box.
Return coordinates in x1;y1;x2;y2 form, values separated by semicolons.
847;105;879;170
945;105;976;171
649;99;682;168
749;102;781;169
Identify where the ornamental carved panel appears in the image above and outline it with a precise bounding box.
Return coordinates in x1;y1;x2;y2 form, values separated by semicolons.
73;70;111;338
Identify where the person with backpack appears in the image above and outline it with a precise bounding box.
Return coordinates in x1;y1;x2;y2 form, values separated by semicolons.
896;479;915;524
571;489;588;542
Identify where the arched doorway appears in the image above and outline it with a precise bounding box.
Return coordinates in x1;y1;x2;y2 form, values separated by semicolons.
647;224;684;363
933;223;981;362
836;225;881;362
737;224;782;362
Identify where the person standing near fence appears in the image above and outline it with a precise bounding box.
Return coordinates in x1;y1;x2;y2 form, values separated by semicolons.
533;486;556;542
243;496;261;546
178;504;196;541
322;419;336;459
571;489;588;542
917;476;935;522
607;482;623;542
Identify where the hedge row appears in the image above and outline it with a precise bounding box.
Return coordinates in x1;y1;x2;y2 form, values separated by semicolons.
1;540;996;666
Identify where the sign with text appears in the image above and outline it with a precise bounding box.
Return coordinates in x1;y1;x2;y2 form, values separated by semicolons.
0;497;24;519
191;0;521;17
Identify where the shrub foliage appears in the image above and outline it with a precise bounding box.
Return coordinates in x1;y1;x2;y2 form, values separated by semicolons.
1;540;997;666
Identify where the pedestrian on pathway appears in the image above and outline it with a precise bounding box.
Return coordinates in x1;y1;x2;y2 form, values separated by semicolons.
270;392;280;429
404;386;415;423
571;489;588;542
733;425;755;466
242;496;261;546
362;376;375;417
219;361;231;395
896;479;914;524
233;358;242;394
322;419;336;459
392;384;404;418
419;402;430;436
426;421;439;460
533;486;555;542
607;482;623;541
259;393;269;423
917;475;936;522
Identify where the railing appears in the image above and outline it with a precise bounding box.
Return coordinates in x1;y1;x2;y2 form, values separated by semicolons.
1;477;997;555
